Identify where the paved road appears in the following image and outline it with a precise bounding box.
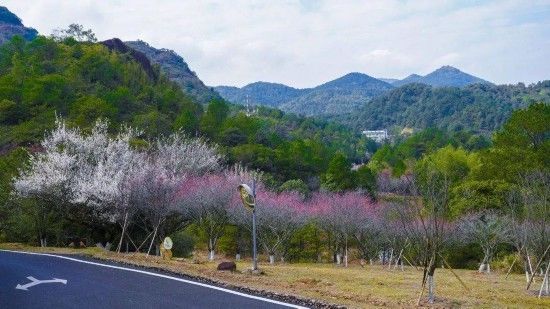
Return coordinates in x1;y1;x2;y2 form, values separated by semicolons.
0;250;306;309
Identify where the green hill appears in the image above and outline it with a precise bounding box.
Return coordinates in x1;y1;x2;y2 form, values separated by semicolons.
338;82;550;133
0;35;201;149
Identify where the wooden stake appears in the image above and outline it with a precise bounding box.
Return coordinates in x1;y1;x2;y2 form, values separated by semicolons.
402;254;419;271
439;253;469;292
526;244;550;290
505;253;518;279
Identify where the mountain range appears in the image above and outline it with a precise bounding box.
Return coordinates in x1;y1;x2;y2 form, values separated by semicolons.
215;66;492;116
1;5;546;135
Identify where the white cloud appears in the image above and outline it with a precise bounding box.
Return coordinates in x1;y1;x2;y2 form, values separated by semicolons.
3;0;549;87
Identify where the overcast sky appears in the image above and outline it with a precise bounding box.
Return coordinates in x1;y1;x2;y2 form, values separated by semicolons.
4;0;550;88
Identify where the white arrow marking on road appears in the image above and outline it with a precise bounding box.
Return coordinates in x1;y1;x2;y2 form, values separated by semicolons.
16;276;67;291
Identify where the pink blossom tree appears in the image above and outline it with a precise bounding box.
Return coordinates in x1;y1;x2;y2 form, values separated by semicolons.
177;174;238;260
310;191;375;267
230;178;307;264
136;131;221;256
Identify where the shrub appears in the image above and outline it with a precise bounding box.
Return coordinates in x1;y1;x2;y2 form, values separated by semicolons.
169;230;196;258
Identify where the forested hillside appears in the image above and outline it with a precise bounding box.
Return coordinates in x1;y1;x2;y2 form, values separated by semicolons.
338;82;550;133
280;72;393;116
215;82;304;108
0;34;368;193
0;35;201;147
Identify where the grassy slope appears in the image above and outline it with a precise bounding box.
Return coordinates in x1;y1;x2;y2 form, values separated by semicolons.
1;243;548;308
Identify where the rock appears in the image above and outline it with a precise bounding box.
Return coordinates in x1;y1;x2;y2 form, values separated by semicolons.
217;261;236;272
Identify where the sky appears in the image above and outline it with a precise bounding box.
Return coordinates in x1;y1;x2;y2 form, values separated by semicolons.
3;0;550;88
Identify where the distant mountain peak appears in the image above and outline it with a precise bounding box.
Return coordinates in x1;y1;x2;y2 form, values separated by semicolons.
393;66;491;87
439;65;459;70
432;65;464;74
0;6;38;44
0;6;23;26
422;65;490;87
125;40;220;104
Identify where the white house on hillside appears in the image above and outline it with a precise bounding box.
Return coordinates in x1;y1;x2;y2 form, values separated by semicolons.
362;129;388;143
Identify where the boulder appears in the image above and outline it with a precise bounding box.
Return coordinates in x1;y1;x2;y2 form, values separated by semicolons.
217;261;236;272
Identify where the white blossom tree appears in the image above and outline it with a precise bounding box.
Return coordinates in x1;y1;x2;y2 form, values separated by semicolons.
13;118;100;246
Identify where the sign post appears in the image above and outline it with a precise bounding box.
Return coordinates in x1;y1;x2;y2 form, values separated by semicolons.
251;177;258;271
238;176;258;271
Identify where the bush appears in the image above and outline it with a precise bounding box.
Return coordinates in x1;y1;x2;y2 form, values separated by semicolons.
492;253;524;274
169;230;196;258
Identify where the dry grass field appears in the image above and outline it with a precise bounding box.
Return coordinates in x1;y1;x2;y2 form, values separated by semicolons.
1;243;548;308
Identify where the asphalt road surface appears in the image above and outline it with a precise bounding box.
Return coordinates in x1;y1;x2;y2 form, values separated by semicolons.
0;250;307;309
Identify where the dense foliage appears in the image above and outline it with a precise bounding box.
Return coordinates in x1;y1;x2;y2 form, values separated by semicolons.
0;34;371;201
0;35;201;146
339;81;550;133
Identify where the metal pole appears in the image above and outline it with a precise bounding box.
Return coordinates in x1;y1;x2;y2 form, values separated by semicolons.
252;176;258;271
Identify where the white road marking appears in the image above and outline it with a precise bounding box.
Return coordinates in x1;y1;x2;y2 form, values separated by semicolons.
0;249;308;309
16;276;67;291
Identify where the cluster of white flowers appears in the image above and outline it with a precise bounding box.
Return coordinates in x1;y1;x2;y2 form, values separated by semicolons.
13;118;221;253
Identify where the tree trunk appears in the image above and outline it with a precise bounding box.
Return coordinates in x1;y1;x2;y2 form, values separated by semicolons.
336;253;342;265
344;238;348;267
269;255;275;264
208;238;215;261
428;275;435;304
539;261;550;298
427;262;437;304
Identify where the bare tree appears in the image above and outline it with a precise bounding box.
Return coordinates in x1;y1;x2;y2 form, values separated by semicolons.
459;211;512;273
51;23;97;42
393;170;457;304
